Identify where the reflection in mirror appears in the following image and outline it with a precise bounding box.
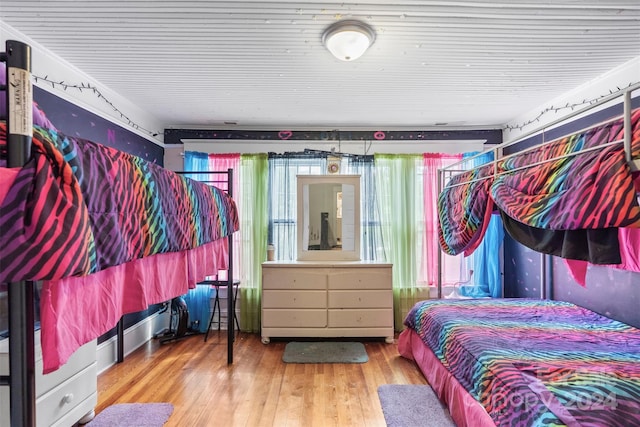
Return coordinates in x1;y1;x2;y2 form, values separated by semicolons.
297;175;360;261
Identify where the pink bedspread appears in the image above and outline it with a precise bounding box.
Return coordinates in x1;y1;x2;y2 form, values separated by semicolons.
40;238;229;373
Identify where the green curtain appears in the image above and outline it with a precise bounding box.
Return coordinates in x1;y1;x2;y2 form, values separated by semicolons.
239;153;269;332
374;154;424;331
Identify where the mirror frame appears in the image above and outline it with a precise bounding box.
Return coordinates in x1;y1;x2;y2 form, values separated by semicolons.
297;174;361;261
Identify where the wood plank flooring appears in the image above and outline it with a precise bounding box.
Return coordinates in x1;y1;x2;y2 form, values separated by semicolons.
94;331;427;427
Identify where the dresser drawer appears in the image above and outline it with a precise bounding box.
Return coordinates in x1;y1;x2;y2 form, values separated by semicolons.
263;268;327;290
37;340;96;396
1;363;97;427
0;338;97;427
263;290;326;309
328;290;392;309
328;267;392;290
38;362;97;427
328;309;393;328
262;309;327;328
261;262;393;342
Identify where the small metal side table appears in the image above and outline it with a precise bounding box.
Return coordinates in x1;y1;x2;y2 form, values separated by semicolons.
199;279;241;342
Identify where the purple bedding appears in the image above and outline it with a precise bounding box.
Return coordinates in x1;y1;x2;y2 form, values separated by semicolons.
0;123;238;284
403;298;640;427
437;109;640;258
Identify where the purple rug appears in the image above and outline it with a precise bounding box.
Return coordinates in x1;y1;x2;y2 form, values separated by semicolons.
378;384;455;427
86;403;173;427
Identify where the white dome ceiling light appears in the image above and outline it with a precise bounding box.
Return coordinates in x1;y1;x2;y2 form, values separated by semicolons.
322;20;376;62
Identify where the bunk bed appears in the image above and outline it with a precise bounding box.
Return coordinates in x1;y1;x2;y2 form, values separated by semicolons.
0;40;239;426
399;85;640;427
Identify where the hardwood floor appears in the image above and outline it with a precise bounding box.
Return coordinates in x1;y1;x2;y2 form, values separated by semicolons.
95;331;427;426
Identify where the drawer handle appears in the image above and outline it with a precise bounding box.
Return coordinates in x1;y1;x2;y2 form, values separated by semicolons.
63;393;74;404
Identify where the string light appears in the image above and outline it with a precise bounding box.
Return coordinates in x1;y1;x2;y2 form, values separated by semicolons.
32;74;160;138
31;73;638;138
504;81;639;131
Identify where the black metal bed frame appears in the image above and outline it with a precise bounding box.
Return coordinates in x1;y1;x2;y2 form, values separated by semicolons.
435;83;640;300
0;40;235;426
1;39;36;427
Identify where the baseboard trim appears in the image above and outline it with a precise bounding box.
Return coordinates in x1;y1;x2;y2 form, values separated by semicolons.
95;297;241;374
96;311;169;374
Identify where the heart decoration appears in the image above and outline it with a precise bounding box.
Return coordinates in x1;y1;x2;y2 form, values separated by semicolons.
278;130;293;140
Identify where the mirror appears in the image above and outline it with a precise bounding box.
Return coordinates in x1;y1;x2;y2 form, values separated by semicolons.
297;175;360;261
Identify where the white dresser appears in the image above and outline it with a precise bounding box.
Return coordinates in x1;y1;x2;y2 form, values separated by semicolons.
261;261;393;344
0;332;97;427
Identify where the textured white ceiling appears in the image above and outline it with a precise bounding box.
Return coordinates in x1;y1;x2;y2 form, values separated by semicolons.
1;1;639;130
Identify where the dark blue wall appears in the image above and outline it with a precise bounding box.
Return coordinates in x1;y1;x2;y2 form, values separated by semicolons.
552;258;640;328
503;235;545;299
504;235;640;328
34;87;163;163
504;98;640;328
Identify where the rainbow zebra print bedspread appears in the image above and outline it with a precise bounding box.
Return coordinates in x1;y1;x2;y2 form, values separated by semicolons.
438;108;640;257
403;298;640;427
0;123;238;284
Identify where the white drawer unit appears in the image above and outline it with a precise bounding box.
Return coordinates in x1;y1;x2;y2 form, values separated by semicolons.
261;261;393;344
0;332;97;427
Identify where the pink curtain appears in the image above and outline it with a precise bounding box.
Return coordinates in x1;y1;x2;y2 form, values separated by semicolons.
422;153;463;286
208;153;240;194
208;153;241;282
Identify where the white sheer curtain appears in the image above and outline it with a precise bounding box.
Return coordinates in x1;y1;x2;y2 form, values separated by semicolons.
267;154;325;261
343;155;385;261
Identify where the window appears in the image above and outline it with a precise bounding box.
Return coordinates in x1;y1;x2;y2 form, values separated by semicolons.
268;155;326;261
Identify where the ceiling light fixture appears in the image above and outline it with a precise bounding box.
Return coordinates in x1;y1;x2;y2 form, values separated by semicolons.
322;20;375;62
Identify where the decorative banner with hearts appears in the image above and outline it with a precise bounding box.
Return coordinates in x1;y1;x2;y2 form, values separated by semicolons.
163;128;503;145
